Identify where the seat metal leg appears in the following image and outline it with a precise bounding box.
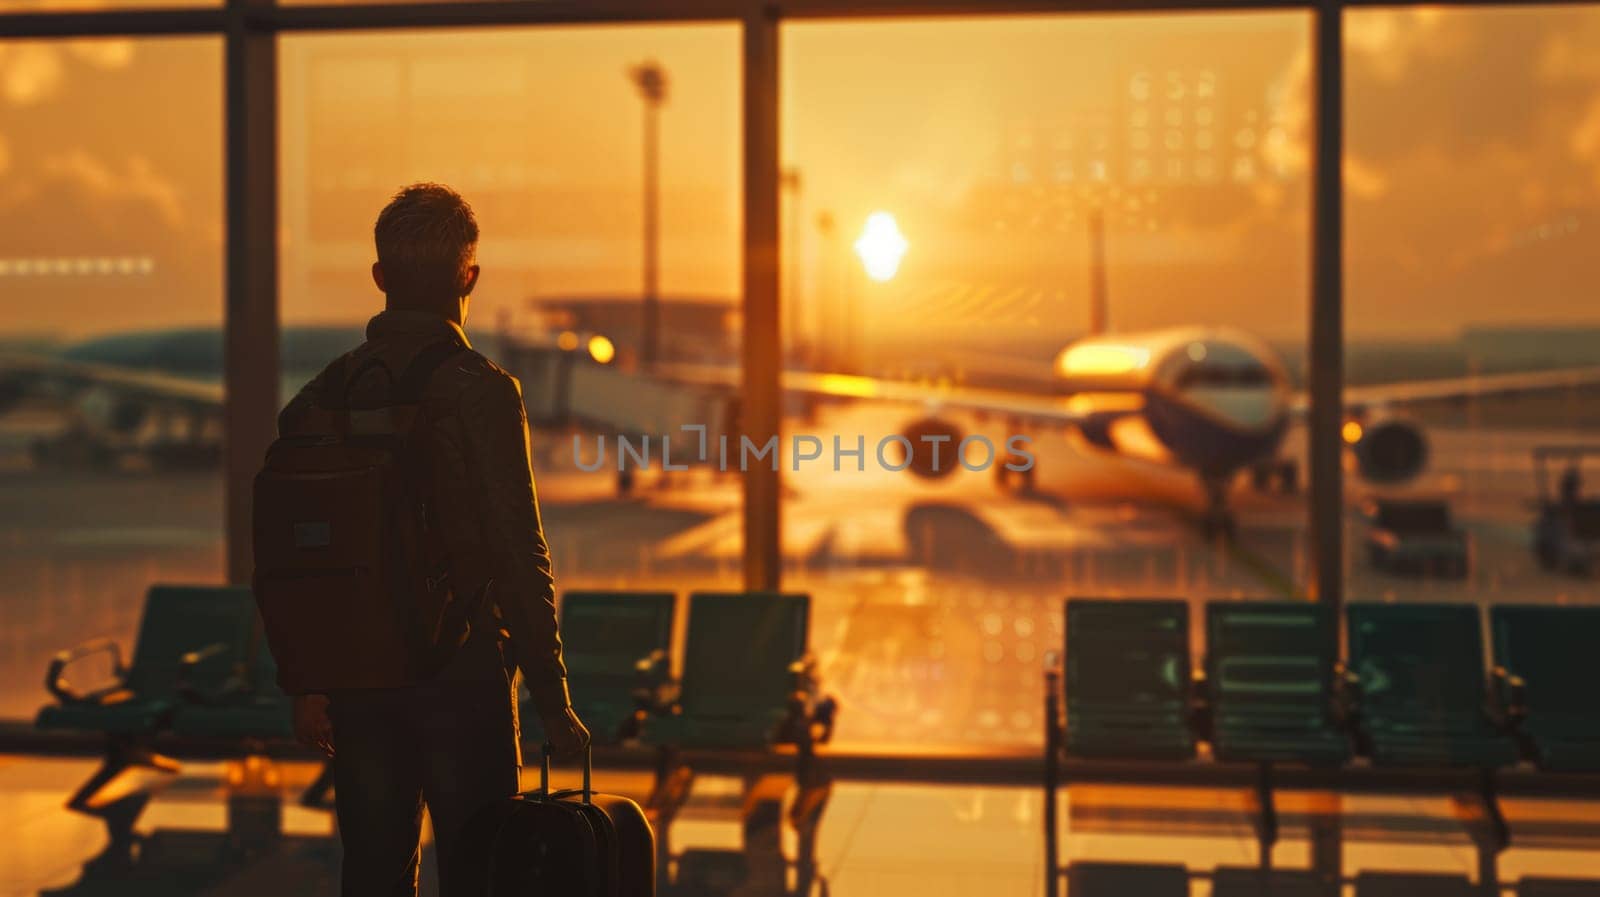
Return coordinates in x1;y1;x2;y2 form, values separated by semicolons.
789;775;832;897
1450;768;1509;897
66;736;178;814
297;758;334;810
647;747;693;897
741;773;790;896
1250;762;1278;871
63;735;178;873
1307;791;1342;897
1044;667;1063;897
225;755;284;858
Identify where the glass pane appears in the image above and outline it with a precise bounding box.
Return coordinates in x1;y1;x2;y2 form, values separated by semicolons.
0;37;224;720
280;26;743;595
1345;7;1600;604
783;13;1311;749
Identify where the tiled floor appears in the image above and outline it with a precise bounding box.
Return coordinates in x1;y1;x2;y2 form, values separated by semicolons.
7;757;1600;897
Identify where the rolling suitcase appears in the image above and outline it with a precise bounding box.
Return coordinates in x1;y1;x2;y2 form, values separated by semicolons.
455;743;655;897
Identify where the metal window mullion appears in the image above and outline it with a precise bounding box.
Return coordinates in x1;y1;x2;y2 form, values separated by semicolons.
223;0;279;584
742;6;783;592
0;8;225;37
1309;0;1343;613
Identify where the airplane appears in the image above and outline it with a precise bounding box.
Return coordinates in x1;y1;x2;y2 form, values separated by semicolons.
0;322;652;472
0;326;359;470
6;295;1600;538
744;326;1600;537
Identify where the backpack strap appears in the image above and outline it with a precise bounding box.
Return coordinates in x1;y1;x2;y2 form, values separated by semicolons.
316;353;357;409
339;355;395;407
395;337;467;404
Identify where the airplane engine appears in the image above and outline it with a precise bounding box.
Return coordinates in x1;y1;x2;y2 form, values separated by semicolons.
0;379;26;415
1349;415;1428;484
898;416;964;480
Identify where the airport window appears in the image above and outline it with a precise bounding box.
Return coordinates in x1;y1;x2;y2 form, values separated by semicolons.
781;13;1310;749
9;4;1600;897
1344;6;1600;600
0;36;225;722
280;25;745;594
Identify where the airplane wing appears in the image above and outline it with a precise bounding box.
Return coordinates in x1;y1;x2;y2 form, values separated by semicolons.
782;370;1112;425
657;362;1115;428
1289;365;1600;417
665;358;1600;429
0;352;224;410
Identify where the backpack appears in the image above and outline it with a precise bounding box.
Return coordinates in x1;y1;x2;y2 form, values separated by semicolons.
251;338;470;694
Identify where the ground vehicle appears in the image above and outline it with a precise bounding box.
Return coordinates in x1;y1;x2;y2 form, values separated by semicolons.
1362;496;1469;578
1531;446;1600;577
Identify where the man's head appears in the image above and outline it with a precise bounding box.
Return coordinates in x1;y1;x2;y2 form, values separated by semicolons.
372;183;481;323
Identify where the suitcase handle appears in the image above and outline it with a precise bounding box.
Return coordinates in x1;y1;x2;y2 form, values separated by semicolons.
538;741;592;804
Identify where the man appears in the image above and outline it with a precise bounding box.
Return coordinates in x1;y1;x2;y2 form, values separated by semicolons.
279;182;589;896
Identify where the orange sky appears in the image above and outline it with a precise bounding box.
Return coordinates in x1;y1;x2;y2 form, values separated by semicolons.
1;9;1598;349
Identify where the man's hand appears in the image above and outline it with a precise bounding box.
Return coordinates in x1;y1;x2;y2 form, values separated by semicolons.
542;706;590;760
293;694;334;757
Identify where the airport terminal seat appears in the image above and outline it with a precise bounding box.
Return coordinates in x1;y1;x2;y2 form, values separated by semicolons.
528;590;676;746
1204;601;1350;766
37;585;255;737
1353;871;1476;897
1210;867;1328;897
1490;605;1600;773
1345;604;1519;769
644;591;813;750
1062;599;1196;761
1518;878;1600;897
1067;861;1189;897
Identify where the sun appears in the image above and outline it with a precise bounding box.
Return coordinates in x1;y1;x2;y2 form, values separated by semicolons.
854;211;908;283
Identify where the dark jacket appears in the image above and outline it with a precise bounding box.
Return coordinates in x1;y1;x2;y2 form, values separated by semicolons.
278;309;572;717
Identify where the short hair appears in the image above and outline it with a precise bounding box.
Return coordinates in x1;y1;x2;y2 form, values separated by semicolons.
373;183;479;307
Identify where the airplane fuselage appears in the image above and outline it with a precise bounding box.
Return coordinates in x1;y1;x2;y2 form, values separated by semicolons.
1053;326;1292;483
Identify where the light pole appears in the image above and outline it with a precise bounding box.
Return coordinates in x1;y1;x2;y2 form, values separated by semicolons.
815;210;837;369
1087;206;1108;336
629;60;668;369
781;167;804;365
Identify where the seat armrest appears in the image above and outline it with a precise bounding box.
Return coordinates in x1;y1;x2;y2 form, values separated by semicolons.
1333;662;1363;727
178;642;247;706
768;654;825;746
44;638;127;705
626;651;678;739
1189;668;1213;742
788;653;820;699
1489;665;1527;729
810;695;839;745
634;648;670;683
635;672;682;717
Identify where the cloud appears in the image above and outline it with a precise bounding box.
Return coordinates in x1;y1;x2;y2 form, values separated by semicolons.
0;40;136;107
1345;9;1454;84
66;40;136;71
0;44;65;106
39;150;187;229
1343;157;1388;200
